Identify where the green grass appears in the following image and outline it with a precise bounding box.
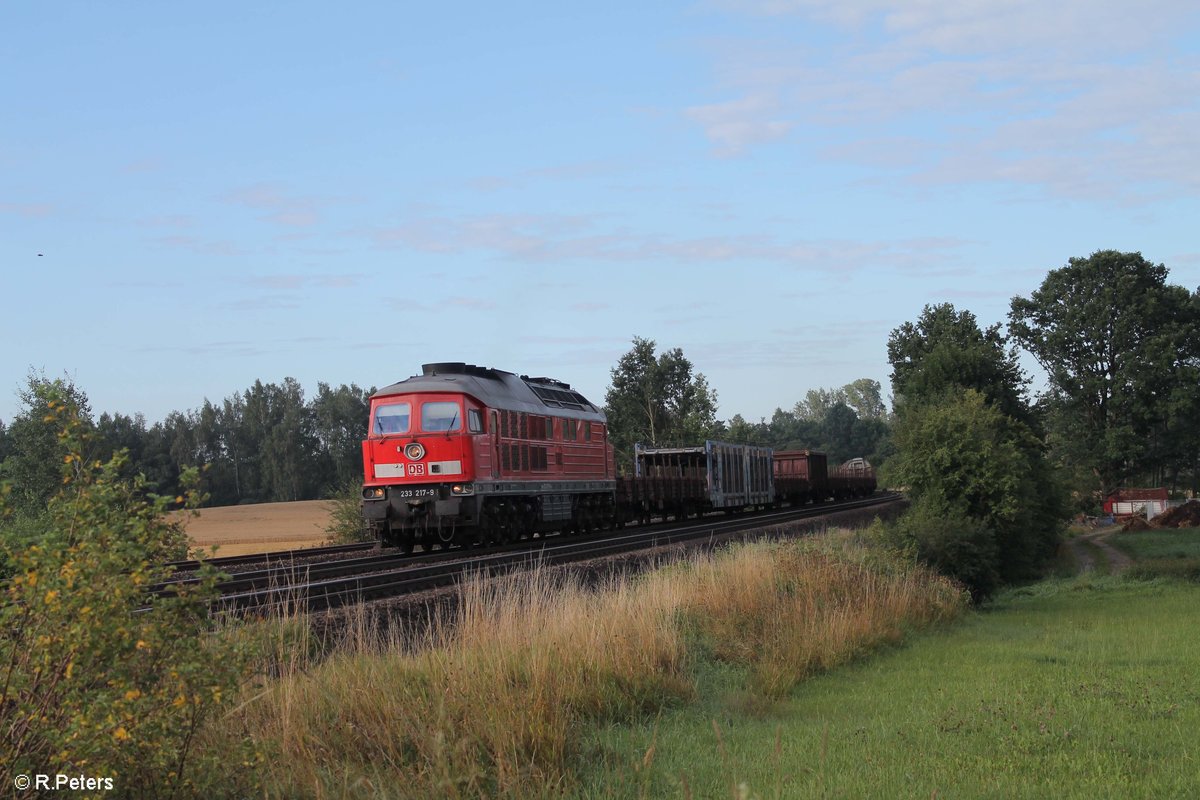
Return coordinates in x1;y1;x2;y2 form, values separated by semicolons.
1110;526;1200;560
1111;527;1200;582
574;576;1200;799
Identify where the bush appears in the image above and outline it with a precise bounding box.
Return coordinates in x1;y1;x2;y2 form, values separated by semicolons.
0;400;256;797
892;499;1001;602
885;390;1065;595
324;479;371;544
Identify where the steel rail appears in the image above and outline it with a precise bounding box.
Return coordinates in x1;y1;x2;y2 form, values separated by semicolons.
163;541;377;572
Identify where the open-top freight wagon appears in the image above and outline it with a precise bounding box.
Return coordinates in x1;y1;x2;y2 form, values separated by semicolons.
615;441;775;525
773;450;877;504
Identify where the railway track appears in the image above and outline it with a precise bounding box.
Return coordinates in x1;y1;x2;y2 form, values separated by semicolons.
163;541;378;572
174;493;900;614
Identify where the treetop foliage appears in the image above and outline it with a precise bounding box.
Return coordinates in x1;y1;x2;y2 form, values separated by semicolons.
888;303;1031;425
1009;249;1200;494
604;337;720;464
0;373;372;509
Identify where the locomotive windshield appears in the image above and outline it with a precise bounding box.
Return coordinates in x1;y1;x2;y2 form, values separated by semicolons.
421;401;462;432
373;402;411;435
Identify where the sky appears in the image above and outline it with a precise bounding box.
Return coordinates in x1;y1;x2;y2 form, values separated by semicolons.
3;1;1199;428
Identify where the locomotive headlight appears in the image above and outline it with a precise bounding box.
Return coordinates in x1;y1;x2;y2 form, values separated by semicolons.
363;487;386;499
404;442;426;460
451;484;475;496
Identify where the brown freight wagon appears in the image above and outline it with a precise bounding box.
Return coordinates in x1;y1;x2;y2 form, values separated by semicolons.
772;450;830;504
773;451;876;505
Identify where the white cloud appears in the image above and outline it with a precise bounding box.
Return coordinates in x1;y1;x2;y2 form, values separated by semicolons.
690;1;1200;201
361;211;967;273
684;93;793;155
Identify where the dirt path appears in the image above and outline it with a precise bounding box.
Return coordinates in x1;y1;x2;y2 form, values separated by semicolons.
1070;528;1133;573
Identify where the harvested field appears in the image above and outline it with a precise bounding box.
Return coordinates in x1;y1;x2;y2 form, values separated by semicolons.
177;500;334;556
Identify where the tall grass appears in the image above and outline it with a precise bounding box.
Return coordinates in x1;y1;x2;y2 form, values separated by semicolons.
676;540;965;698
214;534;966;798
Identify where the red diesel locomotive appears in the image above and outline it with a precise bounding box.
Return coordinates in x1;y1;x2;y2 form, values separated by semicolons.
361;362;615;551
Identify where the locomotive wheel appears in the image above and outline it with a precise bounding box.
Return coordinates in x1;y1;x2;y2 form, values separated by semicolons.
383;521;415;555
520;504;537;539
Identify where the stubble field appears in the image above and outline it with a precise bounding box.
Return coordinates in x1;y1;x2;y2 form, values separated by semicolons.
177;500;334;556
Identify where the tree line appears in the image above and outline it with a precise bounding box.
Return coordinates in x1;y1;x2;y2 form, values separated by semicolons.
0;376;371;514
601;335;891;472
2;250;1195;528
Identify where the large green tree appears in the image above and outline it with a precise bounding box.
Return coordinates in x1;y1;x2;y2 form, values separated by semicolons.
604;337;719;467
1009;250;1200;495
887;390;1063;598
310;382;372;492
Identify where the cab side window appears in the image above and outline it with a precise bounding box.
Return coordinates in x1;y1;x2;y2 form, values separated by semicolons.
468;409;483;433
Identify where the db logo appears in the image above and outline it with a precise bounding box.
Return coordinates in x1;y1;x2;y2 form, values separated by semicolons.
407;463;426;476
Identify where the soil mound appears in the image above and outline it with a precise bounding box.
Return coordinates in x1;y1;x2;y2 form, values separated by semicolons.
1122;516;1153;532
1152;500;1200;529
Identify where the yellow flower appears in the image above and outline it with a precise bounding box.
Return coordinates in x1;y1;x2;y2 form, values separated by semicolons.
124;689;141;702
113;727;130;741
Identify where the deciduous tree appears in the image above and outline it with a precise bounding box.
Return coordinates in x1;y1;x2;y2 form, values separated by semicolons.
889;303;1031;425
604;337;719;466
886;390;1063;598
0;372;93;514
1009;250;1200;495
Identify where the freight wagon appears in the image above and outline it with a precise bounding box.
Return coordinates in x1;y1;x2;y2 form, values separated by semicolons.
615;441;774;524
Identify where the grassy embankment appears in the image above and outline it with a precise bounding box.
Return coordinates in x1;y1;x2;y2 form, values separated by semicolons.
208;532;965;798
206;527;1200;798
576;528;1200;798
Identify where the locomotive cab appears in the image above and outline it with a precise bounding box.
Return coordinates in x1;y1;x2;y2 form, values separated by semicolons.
362;389;487;548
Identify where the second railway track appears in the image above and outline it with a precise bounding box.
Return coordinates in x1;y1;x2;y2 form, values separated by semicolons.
184;493;900;613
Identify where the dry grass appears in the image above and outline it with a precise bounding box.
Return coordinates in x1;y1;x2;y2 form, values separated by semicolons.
675;535;966;698
216;532;967;798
